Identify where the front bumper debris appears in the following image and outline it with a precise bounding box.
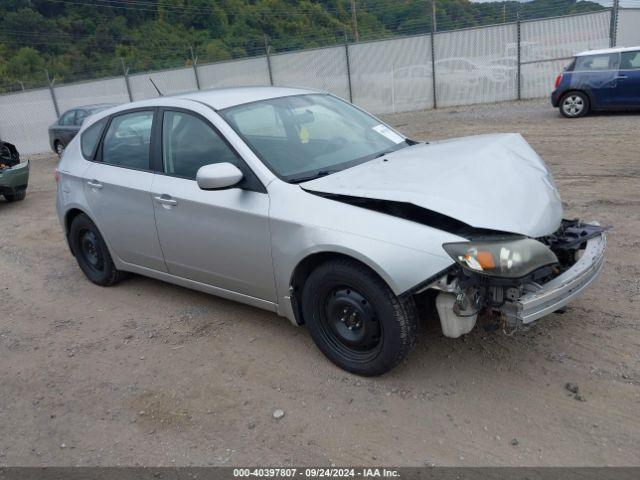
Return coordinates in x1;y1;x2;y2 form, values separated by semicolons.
501;232;606;325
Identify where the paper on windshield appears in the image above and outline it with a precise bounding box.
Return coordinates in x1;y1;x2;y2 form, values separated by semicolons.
372;124;404;144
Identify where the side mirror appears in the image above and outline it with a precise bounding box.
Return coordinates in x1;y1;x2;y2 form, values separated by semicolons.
196;162;243;190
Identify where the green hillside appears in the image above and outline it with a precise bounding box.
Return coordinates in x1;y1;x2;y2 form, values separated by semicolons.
0;0;604;90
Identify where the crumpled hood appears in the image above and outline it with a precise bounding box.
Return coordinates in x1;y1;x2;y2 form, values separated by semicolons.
301;133;563;237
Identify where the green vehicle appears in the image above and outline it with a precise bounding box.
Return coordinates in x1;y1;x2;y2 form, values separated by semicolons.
0;141;29;202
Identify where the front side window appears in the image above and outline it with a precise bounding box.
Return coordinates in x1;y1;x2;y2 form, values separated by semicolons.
162;111;240;180
80;117;108;160
102;111;153;170
575;53;619;71
221;94;408;182
59;110;75;126
620;51;640;70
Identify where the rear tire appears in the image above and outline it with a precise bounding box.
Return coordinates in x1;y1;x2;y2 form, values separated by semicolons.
69;213;124;286
4;190;26;202
560;91;589;118
301;258;418;376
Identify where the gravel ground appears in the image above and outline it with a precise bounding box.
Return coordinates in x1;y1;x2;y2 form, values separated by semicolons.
0;98;639;467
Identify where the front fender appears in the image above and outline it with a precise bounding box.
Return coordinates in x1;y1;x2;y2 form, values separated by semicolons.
268;182;461;323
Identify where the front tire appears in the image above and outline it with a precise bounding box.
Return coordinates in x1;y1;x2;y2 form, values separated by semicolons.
301;259;418;376
69;213;124;286
560;91;589;118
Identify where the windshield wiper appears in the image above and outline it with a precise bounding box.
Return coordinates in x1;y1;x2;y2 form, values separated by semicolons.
374;149;394;159
373;139;416;159
289;169;336;184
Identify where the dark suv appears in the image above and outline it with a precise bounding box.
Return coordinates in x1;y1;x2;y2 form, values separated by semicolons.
551;46;640;118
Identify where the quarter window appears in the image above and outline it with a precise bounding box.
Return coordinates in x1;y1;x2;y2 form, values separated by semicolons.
80;117;108;160
620;51;640;70
575;53;619;71
59;110;75;126
162;111;240;180
102;111;153;170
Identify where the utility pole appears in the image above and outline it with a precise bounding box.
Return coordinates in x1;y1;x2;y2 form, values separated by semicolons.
503;5;507;24
350;0;359;43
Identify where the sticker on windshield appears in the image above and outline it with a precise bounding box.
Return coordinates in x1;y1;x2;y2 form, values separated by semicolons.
299;125;310;144
372;124;404;144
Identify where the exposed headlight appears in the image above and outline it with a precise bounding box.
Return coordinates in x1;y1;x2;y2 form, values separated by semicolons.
442;238;558;278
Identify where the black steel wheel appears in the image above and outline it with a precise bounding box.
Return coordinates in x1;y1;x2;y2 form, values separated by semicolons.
302;258;418;376
321;286;383;362
69;213;124;286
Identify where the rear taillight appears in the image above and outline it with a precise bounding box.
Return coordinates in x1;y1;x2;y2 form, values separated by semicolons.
54;170;60;183
555;74;563;88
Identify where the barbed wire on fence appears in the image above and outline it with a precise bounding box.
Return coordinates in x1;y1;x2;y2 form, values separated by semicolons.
4;0;635;93
1;6;639;154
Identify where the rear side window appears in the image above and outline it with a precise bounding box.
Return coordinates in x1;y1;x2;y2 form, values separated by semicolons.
575;53;619;71
620;51;640;70
102;111;154;170
80;117;107;160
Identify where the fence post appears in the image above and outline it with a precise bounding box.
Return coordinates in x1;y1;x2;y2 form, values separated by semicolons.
609;0;620;47
190;46;201;90
517;18;522;101
430;12;438;110
264;35;274;86
120;57;133;102
344;31;354;103
45;69;60;117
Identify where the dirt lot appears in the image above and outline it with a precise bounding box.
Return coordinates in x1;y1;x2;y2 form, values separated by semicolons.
1;99;639;467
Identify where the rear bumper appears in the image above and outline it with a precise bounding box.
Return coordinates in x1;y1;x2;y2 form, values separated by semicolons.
551;89;562;108
502;232;606;325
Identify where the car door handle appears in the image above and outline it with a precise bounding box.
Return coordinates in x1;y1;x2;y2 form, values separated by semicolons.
86;180;103;189
154;195;178;206
616;75;628;79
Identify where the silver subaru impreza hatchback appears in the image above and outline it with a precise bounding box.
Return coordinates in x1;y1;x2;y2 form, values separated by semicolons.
56;86;606;376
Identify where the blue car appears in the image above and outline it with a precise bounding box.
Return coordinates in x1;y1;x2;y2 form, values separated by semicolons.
551;46;640;118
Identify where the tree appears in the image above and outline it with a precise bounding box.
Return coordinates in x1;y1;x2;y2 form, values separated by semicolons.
5;47;45;86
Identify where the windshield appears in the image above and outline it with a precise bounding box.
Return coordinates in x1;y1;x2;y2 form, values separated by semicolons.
220;94;410;182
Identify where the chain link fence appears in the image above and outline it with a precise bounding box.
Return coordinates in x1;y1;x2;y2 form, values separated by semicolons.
1;8;638;155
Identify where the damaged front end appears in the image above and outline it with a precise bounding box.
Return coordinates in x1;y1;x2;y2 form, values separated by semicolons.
425;220;607;337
